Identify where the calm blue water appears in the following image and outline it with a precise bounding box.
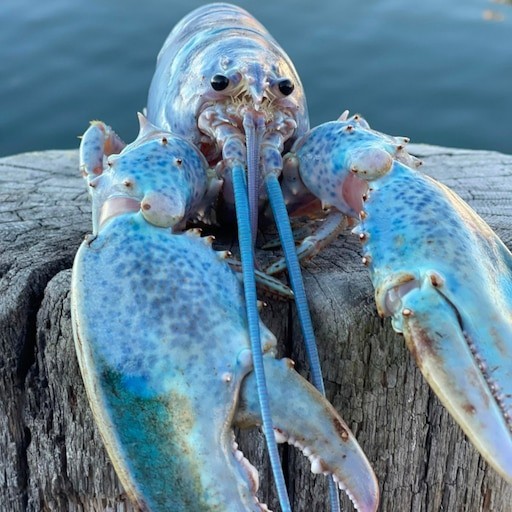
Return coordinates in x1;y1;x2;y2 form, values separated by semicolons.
1;0;511;157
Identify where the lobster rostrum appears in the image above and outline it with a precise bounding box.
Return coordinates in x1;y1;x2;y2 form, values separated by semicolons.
71;125;380;512
281;112;512;484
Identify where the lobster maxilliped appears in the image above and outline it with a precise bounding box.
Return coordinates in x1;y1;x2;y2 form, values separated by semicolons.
71;126;379;511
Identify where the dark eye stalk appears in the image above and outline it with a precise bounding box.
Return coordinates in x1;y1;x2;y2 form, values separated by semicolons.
211;74;230;91
278;78;294;96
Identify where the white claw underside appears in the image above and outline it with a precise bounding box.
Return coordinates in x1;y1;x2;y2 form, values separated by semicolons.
232;424;365;512
273;428;362;511
231;438;272;512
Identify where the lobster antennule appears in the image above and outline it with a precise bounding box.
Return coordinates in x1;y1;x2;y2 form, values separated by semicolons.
242;110;266;244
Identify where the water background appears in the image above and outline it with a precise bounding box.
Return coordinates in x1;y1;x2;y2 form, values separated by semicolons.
1;0;511;157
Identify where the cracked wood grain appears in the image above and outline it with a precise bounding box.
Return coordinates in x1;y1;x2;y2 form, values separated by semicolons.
0;145;511;511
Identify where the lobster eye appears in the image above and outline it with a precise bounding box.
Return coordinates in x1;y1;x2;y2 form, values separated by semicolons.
278;78;294;96
211;74;230;91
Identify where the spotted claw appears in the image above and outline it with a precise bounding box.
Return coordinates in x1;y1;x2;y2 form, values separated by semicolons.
383;273;512;482
287;114;512;484
356;162;512;483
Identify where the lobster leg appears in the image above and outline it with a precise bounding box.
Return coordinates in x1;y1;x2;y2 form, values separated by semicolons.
226;258;295;300
79;120;126;180
265;211;348;276
235;355;380;512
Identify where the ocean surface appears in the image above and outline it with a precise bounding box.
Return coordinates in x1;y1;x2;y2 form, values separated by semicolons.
1;0;511;157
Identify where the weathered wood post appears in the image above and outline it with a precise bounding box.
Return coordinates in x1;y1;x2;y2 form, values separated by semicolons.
1;146;511;511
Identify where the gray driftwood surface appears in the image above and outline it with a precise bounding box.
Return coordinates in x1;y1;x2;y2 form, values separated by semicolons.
1;145;511;512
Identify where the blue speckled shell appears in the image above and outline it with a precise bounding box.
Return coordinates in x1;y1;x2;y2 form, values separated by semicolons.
290;117;512;481
363;161;512;367
107;132;208;215
71;215;272;511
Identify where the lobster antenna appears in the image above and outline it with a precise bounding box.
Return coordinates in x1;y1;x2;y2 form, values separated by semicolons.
265;172;341;512
231;164;292;512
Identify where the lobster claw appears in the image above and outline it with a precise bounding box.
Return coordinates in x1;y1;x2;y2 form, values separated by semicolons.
383;275;512;483
284;114;512;484
73;121;381;511
357;161;512;484
355;162;512;482
72;213;381;511
236;356;380;512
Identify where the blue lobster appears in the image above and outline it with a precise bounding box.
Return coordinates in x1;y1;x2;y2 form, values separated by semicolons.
73;2;512;511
